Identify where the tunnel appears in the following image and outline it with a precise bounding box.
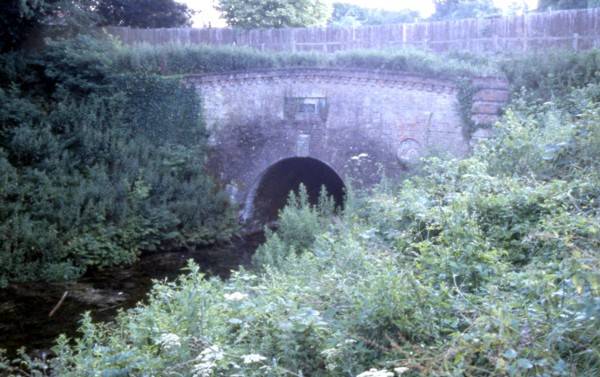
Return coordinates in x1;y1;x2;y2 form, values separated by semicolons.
245;157;346;224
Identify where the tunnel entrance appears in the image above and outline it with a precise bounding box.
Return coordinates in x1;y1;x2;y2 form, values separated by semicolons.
245;157;345;224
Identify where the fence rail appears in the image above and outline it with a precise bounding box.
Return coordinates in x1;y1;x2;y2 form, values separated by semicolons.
106;8;600;53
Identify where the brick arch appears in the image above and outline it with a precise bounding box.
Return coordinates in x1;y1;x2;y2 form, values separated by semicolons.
241;156;345;225
184;68;509;223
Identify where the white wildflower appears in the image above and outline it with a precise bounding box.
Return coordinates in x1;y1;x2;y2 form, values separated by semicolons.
394;367;410;375
224;292;248;301
158;333;181;351
241;353;267;364
356;368;394;377
192;361;215;377
228;318;243;325
192;345;224;377
321;348;339;358
198;345;224;361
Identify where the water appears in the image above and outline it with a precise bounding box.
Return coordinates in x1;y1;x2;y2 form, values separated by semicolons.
0;232;264;358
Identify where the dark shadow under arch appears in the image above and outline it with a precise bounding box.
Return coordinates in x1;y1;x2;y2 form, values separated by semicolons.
244;157;345;224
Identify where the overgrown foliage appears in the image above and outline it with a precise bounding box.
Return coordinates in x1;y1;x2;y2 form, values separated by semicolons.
499;49;600;101
0;35;237;286
96;0;193;28
253;185;336;268
0;0;192;53
431;0;499;20
217;0;331;28
111;43;499;78
329;3;420;26
4;50;599;376
0;0;55;52
537;0;600;11
0;31;504;286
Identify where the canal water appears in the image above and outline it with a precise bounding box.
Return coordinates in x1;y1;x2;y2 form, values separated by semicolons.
0;232;264;358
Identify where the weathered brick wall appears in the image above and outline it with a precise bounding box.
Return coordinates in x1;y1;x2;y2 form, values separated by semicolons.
471;77;511;125
108;8;600;53
185;68;508;218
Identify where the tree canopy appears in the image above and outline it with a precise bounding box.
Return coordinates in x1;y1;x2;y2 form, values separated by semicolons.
537;0;600;10
0;0;193;52
217;0;330;28
329;2;419;27
431;0;500;20
96;0;193;28
0;0;56;52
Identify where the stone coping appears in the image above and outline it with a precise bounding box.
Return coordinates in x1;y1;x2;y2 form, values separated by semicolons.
185;67;508;93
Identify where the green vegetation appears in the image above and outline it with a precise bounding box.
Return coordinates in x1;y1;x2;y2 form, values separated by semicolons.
1;1;193;53
111;43;499;78
431;0;499;20
0;35;238;286
2;48;599;376
0;36;503;287
0;0;56;52
537;0;600;11
329;3;420;26
499;49;600;100
217;0;331;28
2;8;600;372
96;0;193;28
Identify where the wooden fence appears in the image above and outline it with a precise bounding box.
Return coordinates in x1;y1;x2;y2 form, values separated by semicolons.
106;8;600;53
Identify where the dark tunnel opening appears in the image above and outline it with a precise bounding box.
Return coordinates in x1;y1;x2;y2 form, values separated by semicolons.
247;157;346;224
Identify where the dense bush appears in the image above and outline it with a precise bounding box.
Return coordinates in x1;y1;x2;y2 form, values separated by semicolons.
0;35;237;286
499;49;600;101
3;59;598;376
253;185;335;268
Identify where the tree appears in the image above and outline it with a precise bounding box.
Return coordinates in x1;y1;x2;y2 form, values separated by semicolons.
505;1;529;16
431;0;500;20
0;0;98;52
0;0;55;52
537;0;600;10
329;3;419;27
96;0;193;28
217;0;330;28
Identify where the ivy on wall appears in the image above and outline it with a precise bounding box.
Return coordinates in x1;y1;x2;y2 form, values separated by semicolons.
457;78;480;138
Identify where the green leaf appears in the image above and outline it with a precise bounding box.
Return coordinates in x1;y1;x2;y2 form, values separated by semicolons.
503;349;518;359
517;358;533;370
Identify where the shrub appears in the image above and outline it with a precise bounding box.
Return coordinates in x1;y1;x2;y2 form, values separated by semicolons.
499;49;600;101
253;185;334;268
0;35;237;285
